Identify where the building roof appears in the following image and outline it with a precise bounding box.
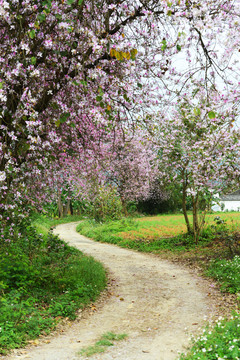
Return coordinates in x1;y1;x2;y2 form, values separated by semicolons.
220;189;240;201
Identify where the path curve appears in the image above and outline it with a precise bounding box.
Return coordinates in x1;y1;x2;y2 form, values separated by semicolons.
6;222;219;360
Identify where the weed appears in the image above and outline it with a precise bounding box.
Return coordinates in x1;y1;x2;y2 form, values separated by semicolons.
79;344;106;357
95;339;114;347
101;332;128;341
79;332;128;358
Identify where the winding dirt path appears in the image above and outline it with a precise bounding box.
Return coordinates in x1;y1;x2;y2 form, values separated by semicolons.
6;222;222;360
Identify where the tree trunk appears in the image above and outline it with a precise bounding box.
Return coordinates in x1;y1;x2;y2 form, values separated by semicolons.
63;198;71;216
182;183;191;233
120;194;128;216
57;191;63;218
70;200;73;215
192;194;200;244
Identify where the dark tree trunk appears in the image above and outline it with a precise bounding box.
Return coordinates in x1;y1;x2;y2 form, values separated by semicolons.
192;194;200;244
70;199;73;215
182;183;191;233
57;191;63;218
63;198;71;216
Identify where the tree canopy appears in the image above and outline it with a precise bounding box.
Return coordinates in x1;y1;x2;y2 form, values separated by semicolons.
1;0;240;230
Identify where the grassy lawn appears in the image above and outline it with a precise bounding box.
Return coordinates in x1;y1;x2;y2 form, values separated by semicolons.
77;212;240;360
76;212;239;254
114;212;240;241
76;211;240;279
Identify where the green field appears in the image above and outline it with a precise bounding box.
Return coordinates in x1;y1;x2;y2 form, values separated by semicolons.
115;212;240;241
76;212;240;253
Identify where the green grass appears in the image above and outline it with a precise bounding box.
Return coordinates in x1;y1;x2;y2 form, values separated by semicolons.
180;255;240;359
79;332;128;358
0;214;107;355
76;212;240;253
116;212;240;241
2;212;238;356
206;255;240;294
31;213;84;238
76;212;240;243
76;215;240;291
76;217;212;253
179;313;240;360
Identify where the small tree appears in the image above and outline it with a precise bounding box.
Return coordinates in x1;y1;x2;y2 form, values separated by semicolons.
156;92;240;243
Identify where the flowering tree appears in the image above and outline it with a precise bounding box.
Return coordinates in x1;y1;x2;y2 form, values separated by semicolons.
47;130;159;217
156;88;240;243
0;0;240;232
0;0;147;222
105;133;158;202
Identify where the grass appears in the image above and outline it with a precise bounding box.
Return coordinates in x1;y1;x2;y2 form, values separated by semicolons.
76;212;240;360
76;212;240;255
179;313;240;359
206;256;240;294
0;214;107;355
31;213;84;238
108;212;240;242
2;211;239;356
76;213;240;287
79;332;128;358
76;217;207;253
179;254;240;359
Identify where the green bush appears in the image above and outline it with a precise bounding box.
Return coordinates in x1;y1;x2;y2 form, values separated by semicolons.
179;313;240;360
86;186;123;222
206;256;240;294
0;221;106;354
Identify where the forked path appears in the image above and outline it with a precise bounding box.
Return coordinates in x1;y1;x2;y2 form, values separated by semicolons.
7;223;220;360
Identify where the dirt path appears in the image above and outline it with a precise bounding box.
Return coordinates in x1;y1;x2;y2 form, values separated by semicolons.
6;222;222;360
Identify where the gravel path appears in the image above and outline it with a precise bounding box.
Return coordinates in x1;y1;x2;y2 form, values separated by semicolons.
5;222;221;360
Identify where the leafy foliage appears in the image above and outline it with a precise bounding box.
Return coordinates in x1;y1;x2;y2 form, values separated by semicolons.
179;314;240;360
83;186;124;222
210;216;240;257
0;219;106;354
206;256;240;294
137;182;184;214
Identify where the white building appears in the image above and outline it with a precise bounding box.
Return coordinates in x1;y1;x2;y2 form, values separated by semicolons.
212;190;240;212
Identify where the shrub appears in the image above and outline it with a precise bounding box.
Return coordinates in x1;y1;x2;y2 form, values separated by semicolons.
206;256;240;294
209;216;240;256
88;186;123;222
0;222;106;354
